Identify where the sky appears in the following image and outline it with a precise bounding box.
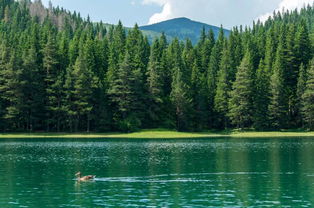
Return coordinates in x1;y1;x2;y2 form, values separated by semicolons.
42;0;314;29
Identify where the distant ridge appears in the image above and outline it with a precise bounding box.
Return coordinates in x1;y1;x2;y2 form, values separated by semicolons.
140;17;230;44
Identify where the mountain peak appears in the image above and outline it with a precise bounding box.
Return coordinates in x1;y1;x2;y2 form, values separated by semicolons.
143;17;207;27
140;17;230;44
162;17;191;22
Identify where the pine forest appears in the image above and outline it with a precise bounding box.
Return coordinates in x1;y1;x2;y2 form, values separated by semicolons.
1;0;314;132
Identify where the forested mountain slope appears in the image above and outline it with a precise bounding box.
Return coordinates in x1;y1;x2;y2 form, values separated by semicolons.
0;0;314;132
140;17;230;44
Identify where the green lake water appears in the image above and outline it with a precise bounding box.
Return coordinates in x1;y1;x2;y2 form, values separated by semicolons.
1;138;314;207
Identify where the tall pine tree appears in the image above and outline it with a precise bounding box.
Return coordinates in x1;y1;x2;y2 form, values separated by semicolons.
253;59;270;130
228;50;254;128
302;58;314;130
268;37;289;129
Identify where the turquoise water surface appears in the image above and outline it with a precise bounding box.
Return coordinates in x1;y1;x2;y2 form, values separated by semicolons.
0;138;314;207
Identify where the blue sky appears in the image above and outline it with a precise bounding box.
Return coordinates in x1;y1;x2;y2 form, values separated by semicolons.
42;0;314;29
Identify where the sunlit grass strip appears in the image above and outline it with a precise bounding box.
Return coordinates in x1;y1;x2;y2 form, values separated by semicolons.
229;131;314;138
0;129;313;139
0;131;219;139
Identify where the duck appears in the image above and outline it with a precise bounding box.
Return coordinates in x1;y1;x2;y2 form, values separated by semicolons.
75;172;96;181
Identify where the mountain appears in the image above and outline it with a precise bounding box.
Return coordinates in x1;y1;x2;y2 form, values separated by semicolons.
140;17;230;44
27;0;228;45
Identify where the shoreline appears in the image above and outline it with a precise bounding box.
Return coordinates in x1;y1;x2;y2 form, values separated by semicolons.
0;130;313;139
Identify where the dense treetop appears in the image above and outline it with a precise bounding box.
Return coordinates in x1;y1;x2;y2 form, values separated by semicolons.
0;0;314;132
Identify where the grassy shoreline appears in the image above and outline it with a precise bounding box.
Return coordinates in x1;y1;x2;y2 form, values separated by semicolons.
0;129;314;139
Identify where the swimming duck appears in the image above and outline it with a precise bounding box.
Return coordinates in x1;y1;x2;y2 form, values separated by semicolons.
75;172;96;181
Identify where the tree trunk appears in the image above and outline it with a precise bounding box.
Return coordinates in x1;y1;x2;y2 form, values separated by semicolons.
87;114;90;132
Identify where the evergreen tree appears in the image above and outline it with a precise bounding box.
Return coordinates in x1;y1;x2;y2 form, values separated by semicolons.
107;21;126;84
92;38;110;131
158;34;174;128
108;52;143;132
302;58;314;130
264;26;277;73
285;24;299;126
147;39;164;127
63;65;75;132
171;67;192;131
21;46;45;131
191;59;208;130
253;59;270;130
57;31;69;73
295;19;311;67
206;27;225;128
43;33;60;131
197;28;215;73
166;38;191;130
228;51;254;128
296;63;307;127
228;28;243;82
0;45;23;130
214;41;232;129
0;42;11;130
68;33;80;66
182;39;194;83
268;40;289;129
64;54;97;132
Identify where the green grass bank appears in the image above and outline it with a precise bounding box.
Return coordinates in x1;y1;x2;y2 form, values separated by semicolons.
0;129;314;139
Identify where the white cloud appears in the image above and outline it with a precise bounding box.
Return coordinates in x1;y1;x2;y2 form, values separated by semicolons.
147;2;172;24
258;0;314;22
143;0;227;25
142;0;174;24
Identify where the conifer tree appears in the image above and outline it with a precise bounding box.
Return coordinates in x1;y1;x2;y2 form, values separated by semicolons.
0;45;23;130
107;21;126;84
295;19;311;67
0;42;11;130
207;27;225;127
92;38;110;131
191;59;208;130
147;39;164;126
285;24;299;125
296;63;307;126
268;40;289;129
125;24;147;122
228;51;254;128
171;67;192;131
4;5;9;23
158;34;174;128
182;39;194;81
253;59;270;130
63;65;75;132
167;38;191;130
108;52;143;132
197;28;215;73
214;41;232;128
68;33;80;66
228;29;243;82
302;58;314;130
21;45;45;131
57;31;69;73
43;33;60;131
64;54;97;132
264;26;277;73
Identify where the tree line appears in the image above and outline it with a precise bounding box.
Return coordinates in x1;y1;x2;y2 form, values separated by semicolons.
0;0;314;132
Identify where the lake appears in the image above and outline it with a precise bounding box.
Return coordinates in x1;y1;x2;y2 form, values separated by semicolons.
0;137;314;207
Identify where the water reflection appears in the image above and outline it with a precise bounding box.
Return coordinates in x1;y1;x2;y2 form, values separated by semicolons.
0;138;314;207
